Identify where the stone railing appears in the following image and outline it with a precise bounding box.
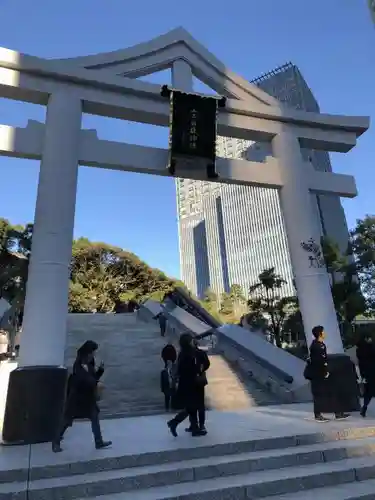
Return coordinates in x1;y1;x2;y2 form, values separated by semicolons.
140;299;311;403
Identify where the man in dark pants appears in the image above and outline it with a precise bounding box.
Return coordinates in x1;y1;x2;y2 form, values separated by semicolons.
309;325;349;423
167;333;209;437
154;311;167;337
186;339;210;433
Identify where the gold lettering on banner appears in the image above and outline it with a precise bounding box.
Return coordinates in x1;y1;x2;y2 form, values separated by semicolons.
189;109;198;150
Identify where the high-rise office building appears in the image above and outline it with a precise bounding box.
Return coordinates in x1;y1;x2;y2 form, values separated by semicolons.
176;63;349;299
369;0;375;24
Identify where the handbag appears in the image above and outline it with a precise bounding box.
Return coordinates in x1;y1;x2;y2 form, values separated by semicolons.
194;352;208;387
303;359;313;381
196;372;208;387
95;381;104;401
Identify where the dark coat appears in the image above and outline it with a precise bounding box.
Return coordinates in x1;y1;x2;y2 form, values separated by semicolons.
357;341;375;381
309;339;329;380
64;358;104;421
176;347;210;409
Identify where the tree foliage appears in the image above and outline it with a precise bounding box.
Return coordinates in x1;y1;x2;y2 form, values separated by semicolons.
247;268;297;347
350;215;375;316
321;236;366;326
0;220;183;317
220;284;247;321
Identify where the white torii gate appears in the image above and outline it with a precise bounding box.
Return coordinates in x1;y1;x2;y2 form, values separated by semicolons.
0;27;369;366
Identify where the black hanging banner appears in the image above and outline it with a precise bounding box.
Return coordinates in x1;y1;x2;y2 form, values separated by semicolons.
161;85;226;178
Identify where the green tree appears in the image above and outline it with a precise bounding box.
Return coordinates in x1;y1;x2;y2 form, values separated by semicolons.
350;215;375;315
0;219;32;341
229;284;246;318
220;292;234;317
200;288;221;321
0;220;188;317
321;236;366;328
247;268;296;347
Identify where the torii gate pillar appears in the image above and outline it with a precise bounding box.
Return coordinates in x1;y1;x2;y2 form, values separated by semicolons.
2;91;82;445
272;131;343;353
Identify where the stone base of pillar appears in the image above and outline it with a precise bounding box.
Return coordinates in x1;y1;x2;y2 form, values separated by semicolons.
2;366;68;445
327;354;360;413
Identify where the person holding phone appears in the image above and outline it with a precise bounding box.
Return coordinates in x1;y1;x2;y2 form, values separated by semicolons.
52;340;111;453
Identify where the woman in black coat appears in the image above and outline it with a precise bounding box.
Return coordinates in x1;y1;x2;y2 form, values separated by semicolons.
167;333;208;437
52;340;111;453
357;334;375;417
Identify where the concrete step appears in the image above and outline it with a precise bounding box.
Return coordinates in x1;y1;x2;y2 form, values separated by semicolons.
6;425;375;483
71;459;375;499
15;438;375;500
65;314;168;417
265;477;375;499
3;429;375;500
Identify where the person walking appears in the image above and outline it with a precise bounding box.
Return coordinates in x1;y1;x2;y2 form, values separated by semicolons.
52;340;112;453
185;338;210;434
357;333;375;417
167;333;208;437
154;311;167;337
308;325;349;423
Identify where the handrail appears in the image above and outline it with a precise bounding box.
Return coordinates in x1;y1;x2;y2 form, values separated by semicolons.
220;334;294;384
165;287;222;329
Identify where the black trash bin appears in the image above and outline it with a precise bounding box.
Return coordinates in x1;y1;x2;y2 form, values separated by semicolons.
2;365;68;445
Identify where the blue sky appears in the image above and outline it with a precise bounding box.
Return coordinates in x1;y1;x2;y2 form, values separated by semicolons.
0;0;374;279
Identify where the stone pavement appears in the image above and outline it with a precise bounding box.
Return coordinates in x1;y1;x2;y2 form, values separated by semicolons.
3;404;375;499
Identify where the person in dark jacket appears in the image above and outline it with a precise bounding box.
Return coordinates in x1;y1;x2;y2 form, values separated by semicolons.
309;325;349;422
154;312;167;337
357;333;375;417
167;333;208;437
52;340;112;453
161;360;177;411
185;338;210;434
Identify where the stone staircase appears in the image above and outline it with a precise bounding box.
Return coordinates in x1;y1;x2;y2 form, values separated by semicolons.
205;353;279;410
65;313;278;418
4;423;375;499
65;313;168;417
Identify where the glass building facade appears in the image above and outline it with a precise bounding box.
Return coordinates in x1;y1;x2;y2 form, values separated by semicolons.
370;0;375;23
176;63;349;299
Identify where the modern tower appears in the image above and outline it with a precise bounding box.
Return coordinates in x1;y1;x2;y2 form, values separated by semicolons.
176;63;350;299
369;0;375;24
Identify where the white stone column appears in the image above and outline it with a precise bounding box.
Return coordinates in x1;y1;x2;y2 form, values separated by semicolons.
172;59;193;91
18;91;82;367
272;130;344;353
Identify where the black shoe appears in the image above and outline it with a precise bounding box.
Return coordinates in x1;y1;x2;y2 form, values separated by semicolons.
191;429;207;437
360;406;367;418
95;440;112;450
335;413;350;420
52;442;63;453
185;427;192;433
200;425;207;434
168;420;178;437
315;415;330;423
